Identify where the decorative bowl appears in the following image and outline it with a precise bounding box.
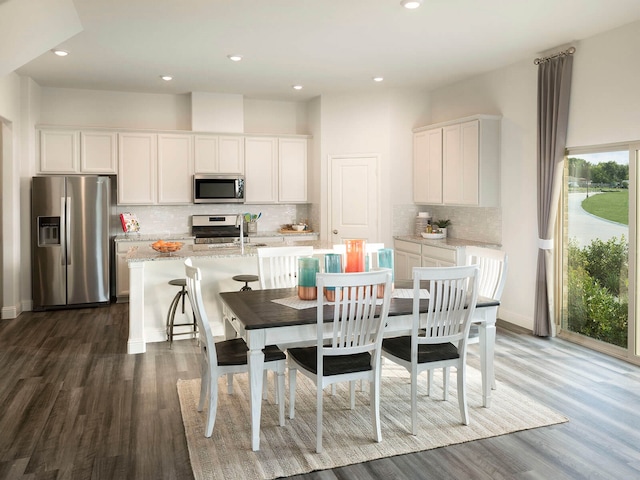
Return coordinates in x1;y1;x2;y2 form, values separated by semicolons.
421;232;446;239
151;240;183;253
292;224;305;231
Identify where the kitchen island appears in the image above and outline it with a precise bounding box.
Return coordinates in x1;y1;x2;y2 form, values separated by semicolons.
125;241;324;354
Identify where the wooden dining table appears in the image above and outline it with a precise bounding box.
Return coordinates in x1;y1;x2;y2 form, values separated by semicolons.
219;283;500;451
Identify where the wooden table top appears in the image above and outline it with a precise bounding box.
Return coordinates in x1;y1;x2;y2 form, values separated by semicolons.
219;285;499;331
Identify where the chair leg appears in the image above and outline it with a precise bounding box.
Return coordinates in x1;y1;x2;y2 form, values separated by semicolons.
166;290;182;348
443;367;450;401
370;372;382;443
316;380;323;453
411;366;418;436
288;367;297;419
227;373;233;394
457;362;469;425
350;380;356;410
263;370;269;400
198;359;208;412
276;366;285;427
426;369;433;397
205;370;218;438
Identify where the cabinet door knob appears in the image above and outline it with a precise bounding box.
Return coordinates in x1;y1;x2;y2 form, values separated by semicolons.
333;229;338;234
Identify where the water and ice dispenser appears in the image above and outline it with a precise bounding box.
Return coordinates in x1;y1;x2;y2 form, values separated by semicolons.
37;216;61;246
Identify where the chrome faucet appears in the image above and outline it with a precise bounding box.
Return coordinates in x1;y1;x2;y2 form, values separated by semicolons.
236;213;245;254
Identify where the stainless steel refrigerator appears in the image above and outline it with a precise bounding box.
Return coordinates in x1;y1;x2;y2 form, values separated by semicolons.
32;176;111;310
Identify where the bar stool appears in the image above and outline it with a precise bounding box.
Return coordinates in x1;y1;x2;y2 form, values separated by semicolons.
232;274;259;291
166;278;197;348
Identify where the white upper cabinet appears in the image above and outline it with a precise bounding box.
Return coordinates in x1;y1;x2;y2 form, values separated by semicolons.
80;131;118;173
413;128;443;204
244;136;308;204
194;135;244;174
157;133;194;204
278;137;307;203
39;128;118;174
39;129;79;173
244;136;278;203
118;132;157;205
413;115;500;207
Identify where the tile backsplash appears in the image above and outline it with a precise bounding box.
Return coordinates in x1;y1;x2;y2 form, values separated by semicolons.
116;203;500;245
116;204;311;235
393;204;502;245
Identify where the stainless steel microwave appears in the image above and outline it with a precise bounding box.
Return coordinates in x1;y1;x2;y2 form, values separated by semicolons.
193;175;245;203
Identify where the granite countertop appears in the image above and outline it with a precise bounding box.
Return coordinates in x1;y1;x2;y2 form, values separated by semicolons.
394;235;501;250
114;233;195;243
126;240;333;263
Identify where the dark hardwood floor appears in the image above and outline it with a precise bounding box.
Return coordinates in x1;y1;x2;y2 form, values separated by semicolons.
1;303;639;479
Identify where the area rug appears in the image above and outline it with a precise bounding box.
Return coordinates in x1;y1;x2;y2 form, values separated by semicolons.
177;364;567;480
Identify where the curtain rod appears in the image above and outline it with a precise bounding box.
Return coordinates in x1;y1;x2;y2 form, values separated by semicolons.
534;46;576;65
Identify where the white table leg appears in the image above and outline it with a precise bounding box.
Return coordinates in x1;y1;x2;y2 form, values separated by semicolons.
477;307;497;408
247;330;266;451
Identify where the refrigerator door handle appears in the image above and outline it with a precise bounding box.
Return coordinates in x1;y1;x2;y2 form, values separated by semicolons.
65;196;72;266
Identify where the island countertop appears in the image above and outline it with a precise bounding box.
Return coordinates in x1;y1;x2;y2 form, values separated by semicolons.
126;240;332;262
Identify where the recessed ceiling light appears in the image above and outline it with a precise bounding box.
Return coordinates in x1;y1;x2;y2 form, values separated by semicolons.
160;75;173;81
51;49;69;57
292;85;303;90
227;54;243;62
373;77;384;82
400;0;423;9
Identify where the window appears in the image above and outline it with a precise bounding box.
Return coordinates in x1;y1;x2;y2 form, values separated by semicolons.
560;144;638;363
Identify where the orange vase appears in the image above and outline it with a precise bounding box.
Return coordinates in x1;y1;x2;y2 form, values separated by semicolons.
344;239;366;273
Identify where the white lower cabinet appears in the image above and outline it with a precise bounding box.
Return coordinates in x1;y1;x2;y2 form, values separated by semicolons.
394;239;462;280
421;244;458;268
394;240;422;281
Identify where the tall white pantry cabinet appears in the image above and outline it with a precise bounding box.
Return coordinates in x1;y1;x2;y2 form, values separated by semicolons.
413;114;501;207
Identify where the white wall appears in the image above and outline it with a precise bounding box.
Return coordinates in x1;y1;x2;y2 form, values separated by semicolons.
244;99;308;135
317;89;428;248
567;21;640;147
427;19;640;331
39;87;192;130
0;72;23;318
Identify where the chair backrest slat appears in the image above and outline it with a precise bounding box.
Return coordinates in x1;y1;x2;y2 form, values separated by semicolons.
413;265;479;347
317;270;392;363
464;246;508;301
257;246;315;289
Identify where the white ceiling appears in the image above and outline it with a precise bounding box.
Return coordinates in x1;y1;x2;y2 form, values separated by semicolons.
15;0;640;102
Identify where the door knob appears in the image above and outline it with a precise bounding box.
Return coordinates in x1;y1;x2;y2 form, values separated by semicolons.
333;229;338;234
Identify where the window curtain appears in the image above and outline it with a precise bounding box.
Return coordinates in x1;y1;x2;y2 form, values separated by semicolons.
534;51;574;337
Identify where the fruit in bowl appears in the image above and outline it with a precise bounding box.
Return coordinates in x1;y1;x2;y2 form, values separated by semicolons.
151;240;183;253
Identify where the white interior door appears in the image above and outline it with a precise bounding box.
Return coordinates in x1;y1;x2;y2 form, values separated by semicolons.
329;154;379;244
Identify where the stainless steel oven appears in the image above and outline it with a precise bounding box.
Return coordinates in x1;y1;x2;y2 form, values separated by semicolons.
193;175;245;204
192;214;246;244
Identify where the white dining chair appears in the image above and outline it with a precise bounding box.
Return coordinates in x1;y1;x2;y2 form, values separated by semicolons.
287;269;393;453
257;246;315;289
184;258;286;437
442;246;509;389
430;246;508;400
381;265;479;435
